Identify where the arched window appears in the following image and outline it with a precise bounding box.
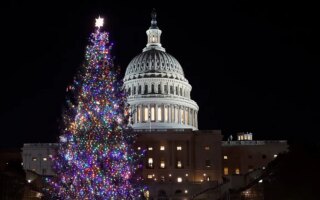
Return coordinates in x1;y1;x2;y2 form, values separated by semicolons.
138;85;142;94
128;87;131;95
158;84;161;94
164;85;168;94
176;87;178;95
144;85;148;94
170;86;174;94
151;84;155;94
133;86;136;95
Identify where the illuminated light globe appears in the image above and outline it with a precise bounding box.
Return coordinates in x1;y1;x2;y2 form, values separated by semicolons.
124;9;199;130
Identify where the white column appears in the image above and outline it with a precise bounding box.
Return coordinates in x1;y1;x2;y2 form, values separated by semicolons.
155;104;158;122
195;111;198;128
169;105;172;123
133;105;137;124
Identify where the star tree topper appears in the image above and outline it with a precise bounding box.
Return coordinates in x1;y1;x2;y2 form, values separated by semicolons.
95;16;104;28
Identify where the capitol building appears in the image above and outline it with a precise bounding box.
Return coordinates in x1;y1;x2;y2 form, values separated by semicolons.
21;10;287;200
124;11;198;131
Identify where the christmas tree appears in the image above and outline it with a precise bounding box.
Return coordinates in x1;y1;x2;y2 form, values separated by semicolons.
46;17;145;199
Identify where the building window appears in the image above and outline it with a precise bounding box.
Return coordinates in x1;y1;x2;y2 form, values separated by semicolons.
147;158;154;168
148;146;153;151
177;146;182;151
42;168;47;174
204;146;210;150
144;190;150;198
177;177;182;183
224;167;229;175
128;87;131;95
164;107;168;122
151;84;155;93
157;107;162;121
239;135;244;140
137;106;141;122
177;161;182;168
205;160;211;167
32;157;37;161
223;156;228;160
180;109;184;124
133;86;136;95
164;85;168;94
138;85;142;94
147;174;153;179
160;146;165;151
160;161;165;168
160;176;165;182
158;84;161;94
235;168;240;174
144;107;148;122
170;86;174;94
151;106;155;121
43;157;47;161
144;85;148;94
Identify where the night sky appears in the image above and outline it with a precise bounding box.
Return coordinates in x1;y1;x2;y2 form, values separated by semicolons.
1;1;319;147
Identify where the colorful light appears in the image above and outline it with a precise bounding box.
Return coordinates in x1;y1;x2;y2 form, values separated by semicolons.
45;18;145;199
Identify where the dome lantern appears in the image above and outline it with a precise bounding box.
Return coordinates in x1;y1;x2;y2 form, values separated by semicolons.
143;9;165;52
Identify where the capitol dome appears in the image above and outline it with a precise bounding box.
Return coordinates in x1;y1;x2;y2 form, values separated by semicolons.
124;49;186;82
124;10;199;130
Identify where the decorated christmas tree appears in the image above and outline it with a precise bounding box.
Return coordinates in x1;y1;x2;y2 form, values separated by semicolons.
46;17;145;199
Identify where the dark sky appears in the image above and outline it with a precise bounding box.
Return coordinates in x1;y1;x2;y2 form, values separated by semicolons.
1;1;319;147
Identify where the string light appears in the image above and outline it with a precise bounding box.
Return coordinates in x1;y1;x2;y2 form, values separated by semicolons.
46;17;145;199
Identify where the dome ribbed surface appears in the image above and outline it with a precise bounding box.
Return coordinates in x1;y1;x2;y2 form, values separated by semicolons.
125;49;184;76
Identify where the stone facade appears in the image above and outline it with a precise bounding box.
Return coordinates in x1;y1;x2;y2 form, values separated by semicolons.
222;140;288;176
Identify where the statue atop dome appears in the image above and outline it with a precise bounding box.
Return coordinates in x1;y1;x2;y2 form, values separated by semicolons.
150;8;158;29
